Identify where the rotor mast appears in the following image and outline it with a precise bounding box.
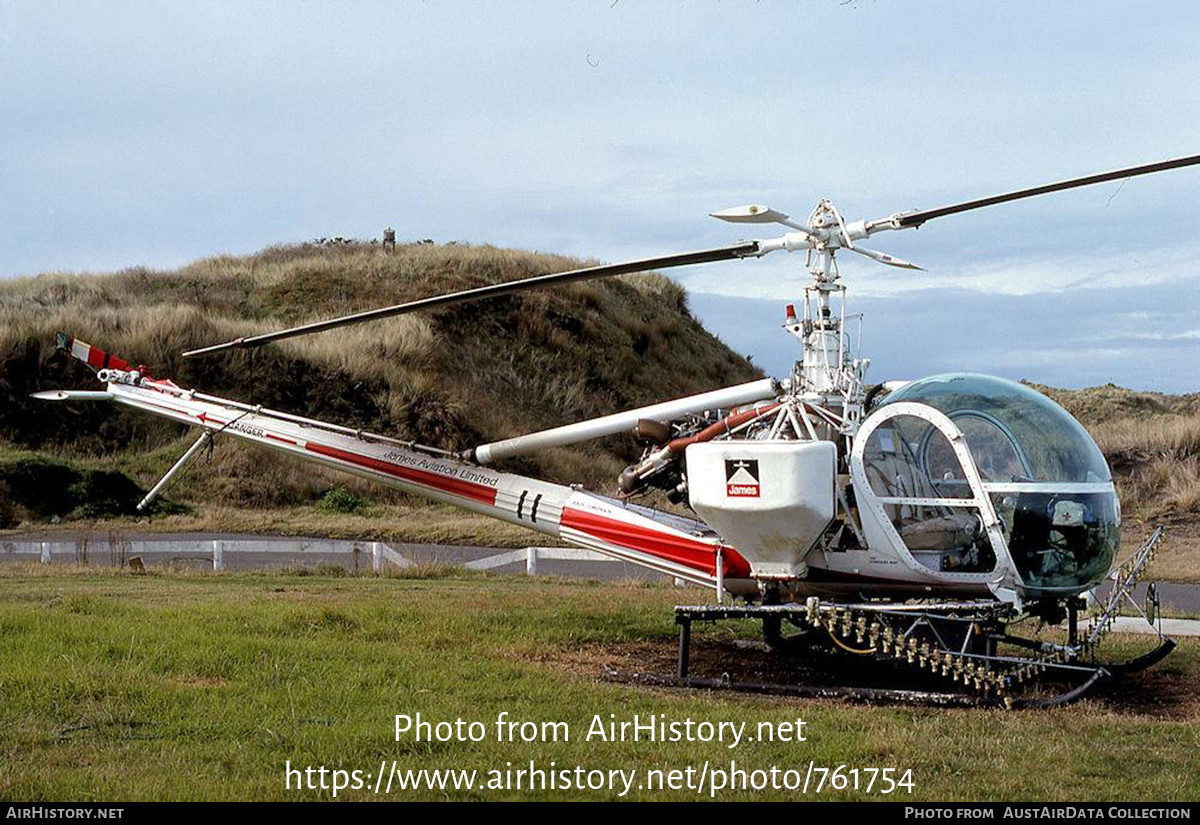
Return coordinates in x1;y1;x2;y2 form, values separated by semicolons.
712;200;871;433
709;155;1200;430
797;202;867;430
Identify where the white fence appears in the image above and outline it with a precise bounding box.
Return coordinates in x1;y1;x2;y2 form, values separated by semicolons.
0;536;684;583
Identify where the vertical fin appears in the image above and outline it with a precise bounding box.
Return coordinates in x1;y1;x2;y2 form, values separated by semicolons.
56;332;130;372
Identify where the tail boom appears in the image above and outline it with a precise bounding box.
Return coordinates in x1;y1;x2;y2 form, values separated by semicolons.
53;350;749;589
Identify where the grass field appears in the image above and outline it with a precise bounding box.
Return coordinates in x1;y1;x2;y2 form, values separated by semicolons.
1;565;1197;802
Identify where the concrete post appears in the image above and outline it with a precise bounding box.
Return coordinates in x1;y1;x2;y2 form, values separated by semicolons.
40;542;50;564
526;546;538;576
212;539;224;572
372;542;382;574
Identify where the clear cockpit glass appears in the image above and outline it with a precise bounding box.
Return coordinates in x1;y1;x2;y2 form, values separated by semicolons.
877;374;1119;593
861;413;996;574
881;374;1111;483
990;490;1120;592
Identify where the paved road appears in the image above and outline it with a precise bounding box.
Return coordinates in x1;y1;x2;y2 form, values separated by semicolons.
1094;581;1199;616
1111;616;1200;637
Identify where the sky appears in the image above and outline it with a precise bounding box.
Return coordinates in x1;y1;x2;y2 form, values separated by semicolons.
2;1;1199;391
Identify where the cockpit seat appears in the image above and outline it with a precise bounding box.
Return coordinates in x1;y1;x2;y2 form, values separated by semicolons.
898;513;979;551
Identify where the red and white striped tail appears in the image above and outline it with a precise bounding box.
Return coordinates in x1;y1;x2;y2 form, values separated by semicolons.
56;332;130;372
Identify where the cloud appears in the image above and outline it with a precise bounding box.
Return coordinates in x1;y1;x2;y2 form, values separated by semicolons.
678;236;1200;300
687;280;1200;393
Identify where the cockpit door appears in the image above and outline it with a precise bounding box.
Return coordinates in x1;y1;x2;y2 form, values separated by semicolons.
850;401;1016;588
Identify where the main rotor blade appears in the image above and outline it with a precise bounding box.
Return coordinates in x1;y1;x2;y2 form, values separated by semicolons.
182;241;762;357
893;154;1200;228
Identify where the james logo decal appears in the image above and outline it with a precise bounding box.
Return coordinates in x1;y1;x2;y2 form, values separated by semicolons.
725;459;760;498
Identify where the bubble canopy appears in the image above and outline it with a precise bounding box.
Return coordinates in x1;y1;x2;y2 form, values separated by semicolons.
874;373;1119;595
881;373;1111;484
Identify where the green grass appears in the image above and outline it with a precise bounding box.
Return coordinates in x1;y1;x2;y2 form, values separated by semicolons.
0;566;1197;801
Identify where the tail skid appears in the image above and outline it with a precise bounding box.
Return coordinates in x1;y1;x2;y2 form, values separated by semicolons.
41;335;750;591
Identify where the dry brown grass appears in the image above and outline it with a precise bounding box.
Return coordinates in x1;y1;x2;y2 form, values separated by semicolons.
1048;386;1200;581
1035;381;1200;426
0;242;757;526
1093;415;1200;469
1086;415;1200;520
1138;520;1200;582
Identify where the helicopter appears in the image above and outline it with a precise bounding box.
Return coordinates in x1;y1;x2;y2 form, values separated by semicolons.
35;154;1200;707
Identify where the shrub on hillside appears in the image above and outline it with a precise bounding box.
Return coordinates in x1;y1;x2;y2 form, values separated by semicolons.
317;486;366;515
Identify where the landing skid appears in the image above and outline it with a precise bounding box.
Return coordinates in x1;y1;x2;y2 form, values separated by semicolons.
657;583;1173;708
636;529;1175;709
669;602;1111;708
1104;638;1177;676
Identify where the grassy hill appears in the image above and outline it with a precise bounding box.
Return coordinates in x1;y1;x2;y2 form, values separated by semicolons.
0;241;758;535
0;242;1197;577
1035;383;1200;523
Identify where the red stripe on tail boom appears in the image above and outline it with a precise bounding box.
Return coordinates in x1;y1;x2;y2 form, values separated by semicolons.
560;507;750;578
